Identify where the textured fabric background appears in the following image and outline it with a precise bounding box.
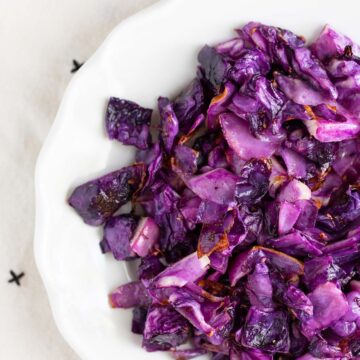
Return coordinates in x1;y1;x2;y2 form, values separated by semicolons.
0;1;158;358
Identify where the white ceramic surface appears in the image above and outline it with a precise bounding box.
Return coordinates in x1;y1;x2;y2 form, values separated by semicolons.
34;0;360;358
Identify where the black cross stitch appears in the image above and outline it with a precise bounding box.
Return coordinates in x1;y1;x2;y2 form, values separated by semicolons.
8;270;25;286
71;59;84;73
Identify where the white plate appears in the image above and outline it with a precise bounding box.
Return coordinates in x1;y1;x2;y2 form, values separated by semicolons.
34;0;360;359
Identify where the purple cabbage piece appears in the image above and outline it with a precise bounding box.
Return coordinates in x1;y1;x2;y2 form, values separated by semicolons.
182;110;205;137
174;144;200;175
284;130;336;176
278;201;301;235
294;200;318;231
311;24;360;61
140;181;180;222
160;210;193;264
279;147;308;179
151;252;210;289
228;76;286;143
345;291;360;323
187;113;205;137
142;143;163;188
278;179;311;203
103;215;138;260
136;141;161;165
227;209;247;249
268;157;287;197
317;185;360;235
302;282;349;337
327;57;360;116
198;209;246;260
241;307;290;353
158;97;179;152
105;97;152;149
258;247;305;278
331;317;357;337
198;45;229;89
173;79;205;133
215;37;245;59
225;147;246;176
305;114;360;143
245;262;274;310
185;113;205;138
241;22;305;50
196;201;228;224
303;256;345;291
227;49;270;84
282;285;313;323
138;256;165;287
229;248;264;286
130;217;160;257
187;168;238;205
208;145;228;169
109;281;150;308
280;102;360;143
338;93;360;121
303;102;349;122
234;159;271;206
132;306;148;334
169;287;234;344
229;246;304;286
139;182;194;263
241;22;305;71
143;305;190;351
332;139;360;180
323;233;360;267
308;336;351;359
207;82;236;130
198;223;227;257
168;289;215;336
208;305;234;345
68;163;145;226
275;74;330;105
312;171;342;207
291;47;338;100
268;270;289;303
220;113;278;160
180;195;202;229
238;206;263;245
264;201;280;237
266;230;324;257
209;252;229;274
327;56;360;79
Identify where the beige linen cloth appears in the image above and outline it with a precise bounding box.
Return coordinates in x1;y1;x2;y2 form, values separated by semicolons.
0;0;158;358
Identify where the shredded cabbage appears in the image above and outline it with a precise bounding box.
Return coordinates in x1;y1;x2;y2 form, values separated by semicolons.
69;23;360;359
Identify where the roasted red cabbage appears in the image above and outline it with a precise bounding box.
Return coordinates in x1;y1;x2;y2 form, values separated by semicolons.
105;97;152;150
68;22;360;359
